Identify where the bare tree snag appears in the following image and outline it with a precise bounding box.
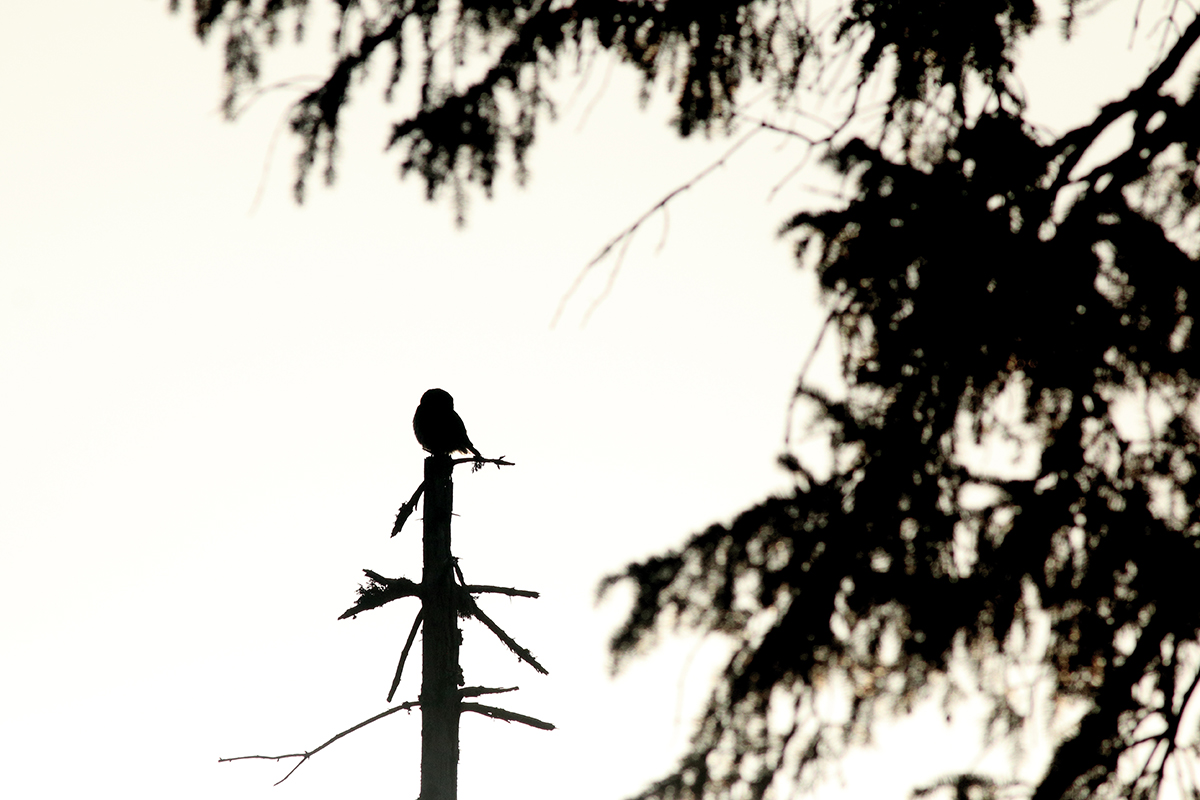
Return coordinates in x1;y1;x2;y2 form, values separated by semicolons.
420;453;459;800
220;438;543;797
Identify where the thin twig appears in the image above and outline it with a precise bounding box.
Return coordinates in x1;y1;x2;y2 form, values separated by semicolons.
387;610;424;702
576;54;615;131
655;205;670;255
580;227;635;326
227;76;326;122
783;307;839;450
552;127;763;328
735;114;820;144
218;700;420;785
450;455;515;470
248;100;294;217
460;702;555;730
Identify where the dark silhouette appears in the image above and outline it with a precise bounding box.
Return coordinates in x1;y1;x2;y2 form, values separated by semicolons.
219;414;536;794
413;388;483;459
181;3;1200;800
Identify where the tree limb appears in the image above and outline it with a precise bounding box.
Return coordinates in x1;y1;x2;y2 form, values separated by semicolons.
451;455;515;473
464;584;540;599
391;480;426;537
339;571;421;618
1049;12;1200;193
459;591;548;675
218;700;420;785
459;685;519;698
460;702;555;731
387;610;424;702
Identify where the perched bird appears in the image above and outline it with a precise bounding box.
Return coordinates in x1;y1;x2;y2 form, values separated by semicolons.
413;388;483;458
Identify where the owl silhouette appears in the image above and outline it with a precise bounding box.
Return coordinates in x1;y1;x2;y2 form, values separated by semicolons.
413;388;483;458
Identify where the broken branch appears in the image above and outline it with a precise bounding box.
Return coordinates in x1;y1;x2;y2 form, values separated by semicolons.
464;584;540;599
339;571;421;618
391;481;426;537
387;610;424;702
459;685;518;698
460;591;548;675
460;702;555;730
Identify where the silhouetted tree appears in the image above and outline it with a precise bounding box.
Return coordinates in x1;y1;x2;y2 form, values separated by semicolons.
176;2;1200;799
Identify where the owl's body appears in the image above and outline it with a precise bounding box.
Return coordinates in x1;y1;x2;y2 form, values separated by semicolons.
413;388;483;458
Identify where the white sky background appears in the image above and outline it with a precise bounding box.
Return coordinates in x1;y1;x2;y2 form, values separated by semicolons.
0;1;1182;799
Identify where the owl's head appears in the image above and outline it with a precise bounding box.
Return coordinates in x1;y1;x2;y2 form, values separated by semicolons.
420;388;455;409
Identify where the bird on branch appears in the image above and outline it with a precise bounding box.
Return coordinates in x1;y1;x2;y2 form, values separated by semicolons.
413;388;484;458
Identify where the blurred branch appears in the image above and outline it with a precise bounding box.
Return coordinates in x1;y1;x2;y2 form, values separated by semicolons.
553;127;763;328
1050;12;1200;195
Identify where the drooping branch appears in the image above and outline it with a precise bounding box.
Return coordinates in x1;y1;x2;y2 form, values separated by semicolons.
387;610;424;703
218;700;420;785
458;590;548;675
460;702;556;731
289;11;410;200
339;570;421;618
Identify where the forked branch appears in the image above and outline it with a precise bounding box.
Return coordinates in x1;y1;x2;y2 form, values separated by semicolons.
553;127;762;328
218;700;420;785
452;455;516;473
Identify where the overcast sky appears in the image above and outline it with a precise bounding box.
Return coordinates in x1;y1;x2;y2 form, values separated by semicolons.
0;2;1177;799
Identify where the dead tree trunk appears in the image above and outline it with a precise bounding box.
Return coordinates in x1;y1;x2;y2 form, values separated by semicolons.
420;453;458;800
218;449;550;792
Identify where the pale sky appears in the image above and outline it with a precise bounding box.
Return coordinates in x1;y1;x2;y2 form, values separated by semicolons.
0;2;1178;799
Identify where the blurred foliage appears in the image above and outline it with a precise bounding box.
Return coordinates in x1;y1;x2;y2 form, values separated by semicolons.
175;1;1200;799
